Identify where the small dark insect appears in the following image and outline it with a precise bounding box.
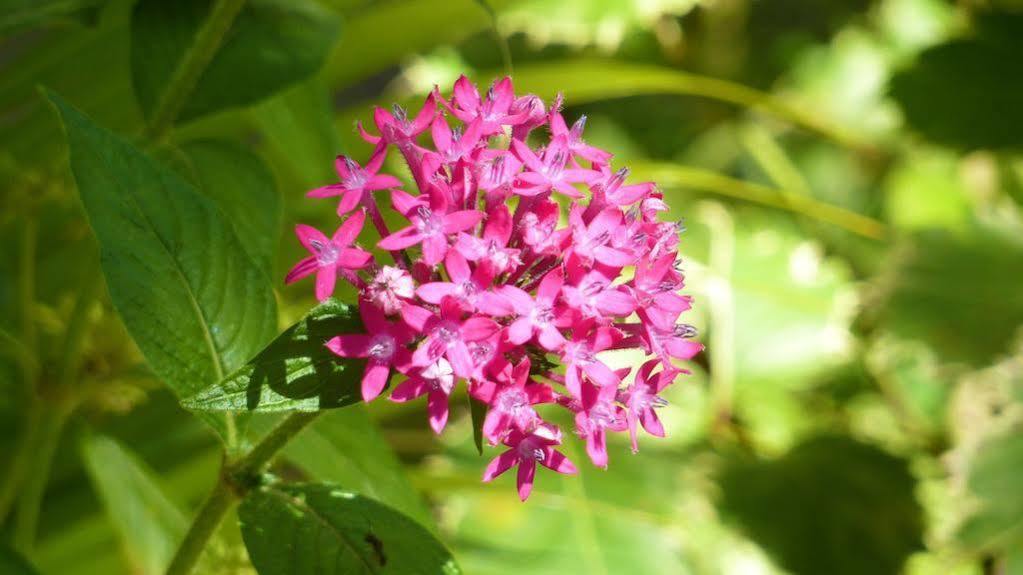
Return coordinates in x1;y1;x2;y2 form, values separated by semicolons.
365;532;387;566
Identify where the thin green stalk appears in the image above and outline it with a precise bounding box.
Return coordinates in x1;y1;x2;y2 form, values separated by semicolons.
145;0;247;141
163;479;236;575
699;203;737;430
163;411;320;575
18;219;37;391
473;0;512;75
0;404;41;523
632;162;888;240
11;402;73;554
10;272;99;551
503;59;875;153
0;221;40;524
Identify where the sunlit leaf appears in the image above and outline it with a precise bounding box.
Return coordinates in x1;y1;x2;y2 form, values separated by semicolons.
80;433;187;575
718;435;924;575
238;483;461;575
131;0;340;124
182;299;365;412
957;428;1023;552
47;91;278;441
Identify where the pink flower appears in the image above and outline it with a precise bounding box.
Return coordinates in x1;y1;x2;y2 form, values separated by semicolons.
306;143;401;215
482;424;577;501
472;358;554;444
364;95;437;145
549;111;612;165
511;137;598;198
566;206;634;267
390;358;455;433
560;322;622;397
365;265;416;315
416;251;492;311
478;267;566;351
454;205;520;275
573;379;628;468
401;299;501;378
618;359;675;452
377;204;482;265
284;212;372;301
326;302;413;401
289;76;700;500
561;269;637;321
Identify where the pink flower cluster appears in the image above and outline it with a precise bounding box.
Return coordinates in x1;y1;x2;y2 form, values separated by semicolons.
286;76;702;500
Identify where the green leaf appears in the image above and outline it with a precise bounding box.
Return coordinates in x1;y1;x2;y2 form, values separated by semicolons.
80;433;187;575
164;140;282;273
46;91;278;439
717;435;924;575
265;408;432;527
468;395;486;456
182;299;365;412
957;429;1023;552
889;12;1023;150
238;483;462;575
131;0;340;124
871;225;1023;366
0;543;39;575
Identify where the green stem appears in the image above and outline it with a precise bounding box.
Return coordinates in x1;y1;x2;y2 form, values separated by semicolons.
632;162;889;240
18;219;37;392
163;411;320;575
163;479;236;575
144;0;247;141
0;404;41;523
11;402;73;554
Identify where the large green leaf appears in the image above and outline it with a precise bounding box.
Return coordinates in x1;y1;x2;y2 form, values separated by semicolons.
47;92;278;438
164;140;282;273
871;224;1023;367
238;483;461;575
182;299;365;412
131;0;339;124
267;409;432;528
717;435;924;575
889;12;1023;150
80;433;188;575
957;428;1023;552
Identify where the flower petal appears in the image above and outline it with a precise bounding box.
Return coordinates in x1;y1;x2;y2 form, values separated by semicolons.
325;334;371;358
482;449;517;482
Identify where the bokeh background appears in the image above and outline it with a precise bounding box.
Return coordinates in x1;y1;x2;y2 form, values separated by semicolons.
2;0;1023;574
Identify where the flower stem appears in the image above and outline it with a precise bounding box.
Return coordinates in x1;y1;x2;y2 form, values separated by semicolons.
11;401;73;554
145;0;247;141
163;477;236;575
163;411;320;575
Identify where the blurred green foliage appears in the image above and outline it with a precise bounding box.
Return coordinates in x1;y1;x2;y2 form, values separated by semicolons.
1;0;1022;574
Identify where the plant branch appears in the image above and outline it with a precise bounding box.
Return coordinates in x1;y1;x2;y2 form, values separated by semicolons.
632;162;889;240
163;411;320;575
144;0;247;141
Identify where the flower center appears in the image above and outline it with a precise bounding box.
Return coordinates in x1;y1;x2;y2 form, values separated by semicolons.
309;239;338;265
367;334;396;362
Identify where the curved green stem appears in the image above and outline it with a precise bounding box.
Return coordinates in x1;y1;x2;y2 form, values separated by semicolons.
503;59;875;153
145;0;248;141
632;162;889;240
163;411;320;575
